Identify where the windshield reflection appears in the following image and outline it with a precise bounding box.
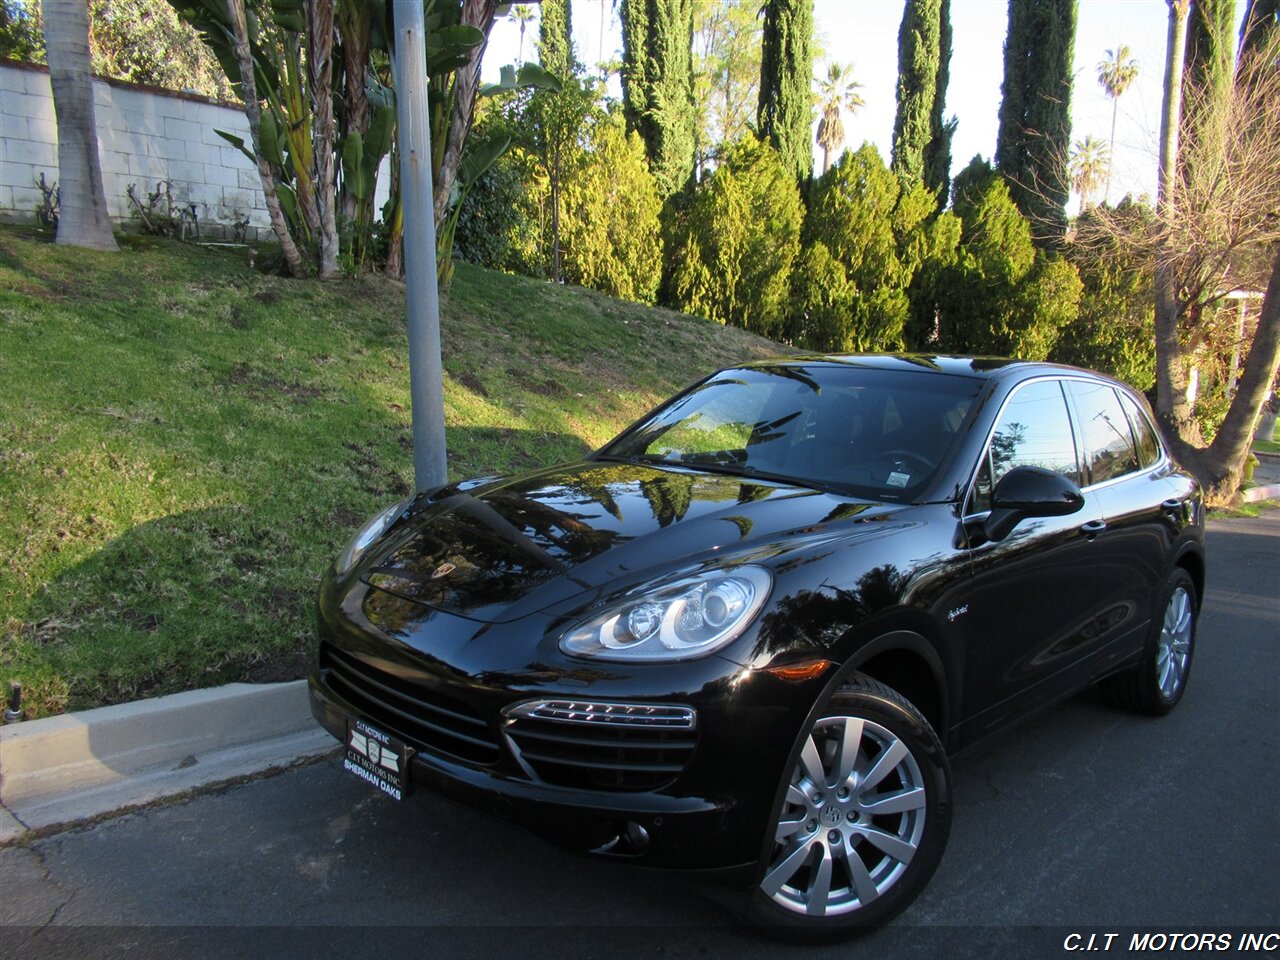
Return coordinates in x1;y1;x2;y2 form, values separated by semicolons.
598;365;983;502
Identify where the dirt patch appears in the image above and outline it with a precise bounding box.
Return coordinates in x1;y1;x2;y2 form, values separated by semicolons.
231;552;260;573
329;504;364;528
454;370;488;397
506;365;567;397
344;441;411;497
225;362;323;404
242;650;311;683
528;379;568;397
265;585;300;617
120;609;161;632
228;304;248;329
253;289;281;305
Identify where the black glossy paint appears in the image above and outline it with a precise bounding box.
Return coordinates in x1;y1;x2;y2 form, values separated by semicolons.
309;355;1206;874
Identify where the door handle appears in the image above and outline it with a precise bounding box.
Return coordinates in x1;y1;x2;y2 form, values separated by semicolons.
1080;519;1108;538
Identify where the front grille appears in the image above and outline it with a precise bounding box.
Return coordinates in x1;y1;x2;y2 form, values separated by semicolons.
504;699;699;792
320;643;500;765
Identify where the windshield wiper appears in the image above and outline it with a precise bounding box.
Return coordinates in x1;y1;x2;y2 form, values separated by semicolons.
673;459;847;495
590;452;677;468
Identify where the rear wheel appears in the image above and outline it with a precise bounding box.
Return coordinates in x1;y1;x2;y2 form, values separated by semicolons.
1100;568;1197;715
745;674;951;942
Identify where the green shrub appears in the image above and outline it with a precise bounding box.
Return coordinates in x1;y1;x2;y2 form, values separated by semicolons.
934;157;1080;359
789;144;958;354
560;117;663;303
454;138;545;277
668;135;803;337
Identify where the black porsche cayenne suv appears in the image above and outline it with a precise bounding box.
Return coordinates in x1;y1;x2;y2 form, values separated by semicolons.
309;355;1205;940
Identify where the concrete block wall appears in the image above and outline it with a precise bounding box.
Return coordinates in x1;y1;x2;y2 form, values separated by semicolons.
1;61;391;242
1;62;269;239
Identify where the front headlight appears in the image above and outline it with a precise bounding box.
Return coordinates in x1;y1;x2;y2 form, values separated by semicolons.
334;497;412;575
560;566;771;662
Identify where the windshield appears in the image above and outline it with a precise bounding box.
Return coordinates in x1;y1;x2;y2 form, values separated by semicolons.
597;365;984;501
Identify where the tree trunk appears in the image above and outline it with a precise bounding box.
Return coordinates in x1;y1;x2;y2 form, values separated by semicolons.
432;0;499;235
226;0;306;277
385;138;404;279
43;0;116;251
550;169;561;283
1166;247;1280;502
1105;99;1118;204
338;0;372;229
308;0;340;278
1154;0;1193;434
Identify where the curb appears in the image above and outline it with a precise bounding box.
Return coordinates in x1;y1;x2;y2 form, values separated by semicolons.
1241;482;1280;503
0;680;335;842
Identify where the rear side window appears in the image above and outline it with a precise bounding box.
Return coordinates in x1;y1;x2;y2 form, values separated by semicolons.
1119;392;1161;468
1066;380;1140;484
970;380;1080;512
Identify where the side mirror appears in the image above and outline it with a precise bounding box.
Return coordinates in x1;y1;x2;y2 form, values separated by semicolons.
984;466;1084;542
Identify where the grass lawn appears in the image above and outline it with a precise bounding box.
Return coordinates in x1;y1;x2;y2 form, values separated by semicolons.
0;226;783;717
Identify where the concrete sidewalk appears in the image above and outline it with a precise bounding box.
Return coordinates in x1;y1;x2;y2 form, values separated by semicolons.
1245;450;1280;502
0;681;335;842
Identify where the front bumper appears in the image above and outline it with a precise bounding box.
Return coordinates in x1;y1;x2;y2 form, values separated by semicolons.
309;577;826;872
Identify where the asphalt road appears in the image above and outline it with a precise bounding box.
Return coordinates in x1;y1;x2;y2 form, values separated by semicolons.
3;513;1277;960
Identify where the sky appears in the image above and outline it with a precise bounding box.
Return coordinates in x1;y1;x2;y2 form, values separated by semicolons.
479;1;1249;213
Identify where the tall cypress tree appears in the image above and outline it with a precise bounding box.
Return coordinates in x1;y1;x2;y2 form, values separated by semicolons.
922;0;955;205
1177;0;1236;242
620;0;697;198
538;0;576;79
892;0;942;191
995;0;1077;244
757;0;814;185
1240;0;1279;56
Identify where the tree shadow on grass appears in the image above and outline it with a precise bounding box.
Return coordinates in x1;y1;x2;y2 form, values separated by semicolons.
2;428;593;718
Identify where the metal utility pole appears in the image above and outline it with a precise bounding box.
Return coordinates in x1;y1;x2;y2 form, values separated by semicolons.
392;0;448;492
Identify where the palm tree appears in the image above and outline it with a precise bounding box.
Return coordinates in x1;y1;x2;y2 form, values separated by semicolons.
814;62;865;174
510;4;537;63
1097;45;1140;203
1069;136;1110;209
42;0;117;250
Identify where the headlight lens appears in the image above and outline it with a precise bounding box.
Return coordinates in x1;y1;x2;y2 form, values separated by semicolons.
560;566;771;661
334;497;411;575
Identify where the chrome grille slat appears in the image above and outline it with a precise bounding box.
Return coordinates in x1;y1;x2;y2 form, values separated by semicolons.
504;698;699;792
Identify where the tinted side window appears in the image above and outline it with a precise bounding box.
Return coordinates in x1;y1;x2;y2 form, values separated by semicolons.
1067;380;1140;484
970;380;1079;512
1119;392;1160;468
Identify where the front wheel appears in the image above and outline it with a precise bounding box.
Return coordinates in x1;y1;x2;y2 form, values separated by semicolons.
1100;568;1198;715
744;674;951;942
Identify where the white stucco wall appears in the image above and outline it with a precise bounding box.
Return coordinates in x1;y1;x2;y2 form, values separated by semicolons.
0;62;390;241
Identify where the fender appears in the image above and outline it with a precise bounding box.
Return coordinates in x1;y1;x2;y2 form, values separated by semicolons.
749;624;950;884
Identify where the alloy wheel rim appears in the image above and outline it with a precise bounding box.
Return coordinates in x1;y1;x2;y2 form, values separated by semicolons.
1156;586;1193;700
763;716;927;917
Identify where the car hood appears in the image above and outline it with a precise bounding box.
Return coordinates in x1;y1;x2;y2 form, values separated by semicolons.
360;460;902;623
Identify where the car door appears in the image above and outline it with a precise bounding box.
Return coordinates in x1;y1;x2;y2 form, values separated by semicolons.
1063;379;1180;674
949;378;1111;746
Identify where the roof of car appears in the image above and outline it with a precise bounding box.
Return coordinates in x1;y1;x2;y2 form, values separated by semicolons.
739;353;1110;384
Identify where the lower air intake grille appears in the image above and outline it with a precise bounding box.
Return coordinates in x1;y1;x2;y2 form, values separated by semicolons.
503;699;698;792
320;643;499;765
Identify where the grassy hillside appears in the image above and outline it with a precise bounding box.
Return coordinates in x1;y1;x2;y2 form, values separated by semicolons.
0;226;784;717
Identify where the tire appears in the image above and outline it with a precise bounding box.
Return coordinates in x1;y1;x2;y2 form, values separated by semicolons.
743;673;952;943
1099;568;1198;716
